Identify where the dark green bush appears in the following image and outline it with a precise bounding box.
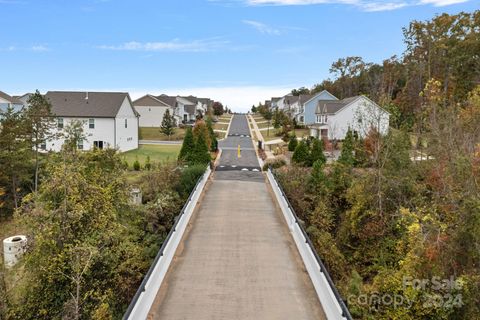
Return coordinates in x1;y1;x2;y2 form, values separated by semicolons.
133;159;141;171
176;164;206;197
288;135;298;151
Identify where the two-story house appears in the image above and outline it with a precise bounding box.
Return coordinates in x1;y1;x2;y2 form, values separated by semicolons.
45;91;139;152
0;91;24;114
133;94;180;127
309;95;390;140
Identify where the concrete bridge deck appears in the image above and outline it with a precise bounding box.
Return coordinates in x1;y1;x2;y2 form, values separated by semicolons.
148;115;325;320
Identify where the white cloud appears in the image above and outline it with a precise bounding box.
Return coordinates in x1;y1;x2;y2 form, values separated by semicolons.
418;0;468;6
231;0;470;11
0;46;16;51
361;2;407;11
31;45;49;52
0;45;50;52
243;20;281;35
98;38;229;52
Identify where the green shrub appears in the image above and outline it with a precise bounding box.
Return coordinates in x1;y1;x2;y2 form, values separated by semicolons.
133;158;141;171
144;155;152;171
310;138;326;166
292;140;310;166
288;135;298;151
176;164;206;197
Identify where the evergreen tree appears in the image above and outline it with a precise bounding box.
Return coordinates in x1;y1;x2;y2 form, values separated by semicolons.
291;140;310;166
192;133;211;165
178;127;195;163
310;138;326;166
309;159;328;193
338;128;355;166
206;116;218;152
25;90;55;192
0;106;31;213
160;109;176;139
193;121;212;151
288;135;298;151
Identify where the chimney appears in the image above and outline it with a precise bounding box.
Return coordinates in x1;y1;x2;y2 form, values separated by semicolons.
85;92;89;100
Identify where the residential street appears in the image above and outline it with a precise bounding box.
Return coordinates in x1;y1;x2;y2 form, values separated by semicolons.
148;114;325;320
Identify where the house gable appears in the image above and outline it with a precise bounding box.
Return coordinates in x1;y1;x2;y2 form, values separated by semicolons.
303;90;339;124
116;96;138;119
133;95;169;107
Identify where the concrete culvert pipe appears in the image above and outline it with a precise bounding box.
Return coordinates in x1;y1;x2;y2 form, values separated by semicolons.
3;235;27;268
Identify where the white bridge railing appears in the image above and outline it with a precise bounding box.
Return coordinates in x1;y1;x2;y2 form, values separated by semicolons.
123;166;211;320
267;168;353;320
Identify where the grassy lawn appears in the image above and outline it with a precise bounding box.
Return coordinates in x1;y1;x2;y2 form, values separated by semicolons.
139;127;186;141
218;114;232;121
257;121;272;129
262;128;283;141
122;144;181;167
291;128;310;138
213;123;229;131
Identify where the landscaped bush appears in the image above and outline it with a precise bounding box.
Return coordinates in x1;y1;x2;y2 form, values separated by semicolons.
288;135;298;151
144;155;152;171
262;155;287;171
133;159;141;171
291;140;310;166
176;164;207;197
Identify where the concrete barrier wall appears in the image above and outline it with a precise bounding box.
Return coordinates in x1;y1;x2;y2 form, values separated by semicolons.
124;166;211;320
267;169;351;320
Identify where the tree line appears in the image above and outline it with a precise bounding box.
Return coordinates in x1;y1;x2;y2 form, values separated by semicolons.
275;10;480;319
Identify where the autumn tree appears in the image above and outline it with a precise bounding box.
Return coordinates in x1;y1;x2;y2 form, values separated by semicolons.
212;101;224;116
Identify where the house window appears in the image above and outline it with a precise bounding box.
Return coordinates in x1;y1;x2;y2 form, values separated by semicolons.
93;141;104;149
89;118;95;129
57;118;64;129
40;142;46;150
78;140;83;150
125;119;128;128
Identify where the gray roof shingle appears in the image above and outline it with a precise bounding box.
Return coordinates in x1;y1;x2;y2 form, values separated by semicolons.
157;95;178;108
0;91;24;105
45;91;132;118
315;96;361;114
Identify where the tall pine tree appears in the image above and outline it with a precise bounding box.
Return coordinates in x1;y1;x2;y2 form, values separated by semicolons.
160;109;176;139
178;127;195;163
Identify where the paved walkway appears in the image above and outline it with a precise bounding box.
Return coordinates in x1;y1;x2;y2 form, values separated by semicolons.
139;139;182;145
149;115;325;320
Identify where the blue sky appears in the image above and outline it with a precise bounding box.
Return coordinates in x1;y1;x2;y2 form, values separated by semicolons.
0;0;477;111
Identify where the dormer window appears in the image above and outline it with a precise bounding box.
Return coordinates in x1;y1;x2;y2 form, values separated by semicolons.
316;115;328;124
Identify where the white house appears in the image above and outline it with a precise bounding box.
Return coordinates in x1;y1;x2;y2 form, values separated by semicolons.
134;94;212;127
133;94;179;127
176;96;198;123
0;91;24;113
309;95;390;140
44;91;139;152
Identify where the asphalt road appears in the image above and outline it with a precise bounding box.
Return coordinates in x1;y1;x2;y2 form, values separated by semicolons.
216;115;263;182
148;115;325;320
